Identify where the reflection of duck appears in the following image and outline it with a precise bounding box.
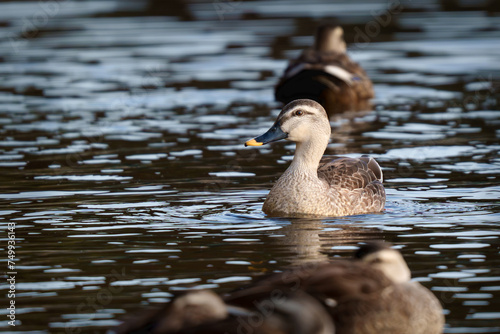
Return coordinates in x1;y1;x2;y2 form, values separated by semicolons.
245;99;385;218
110;242;444;334
273;218;329;263
275;25;374;116
274;219;387;264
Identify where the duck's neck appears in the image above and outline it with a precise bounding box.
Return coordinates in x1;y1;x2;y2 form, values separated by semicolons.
314;32;346;53
288;137;328;176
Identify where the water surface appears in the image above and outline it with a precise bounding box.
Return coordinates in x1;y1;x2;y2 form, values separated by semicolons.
0;0;499;333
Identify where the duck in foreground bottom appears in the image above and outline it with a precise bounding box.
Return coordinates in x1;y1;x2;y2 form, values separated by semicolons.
109;289;333;334
245;99;385;218
109;242;444;334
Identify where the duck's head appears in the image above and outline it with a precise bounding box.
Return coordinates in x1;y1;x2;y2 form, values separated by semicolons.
245;99;331;147
314;24;346;53
355;241;411;284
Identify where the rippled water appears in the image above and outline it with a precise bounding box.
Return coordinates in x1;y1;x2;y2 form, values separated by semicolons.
0;0;499;333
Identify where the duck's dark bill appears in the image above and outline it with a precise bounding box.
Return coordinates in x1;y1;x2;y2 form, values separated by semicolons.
245;123;288;146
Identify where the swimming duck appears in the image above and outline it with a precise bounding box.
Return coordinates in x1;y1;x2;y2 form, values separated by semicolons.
275;25;374;116
245;99;385;218
226;241;445;334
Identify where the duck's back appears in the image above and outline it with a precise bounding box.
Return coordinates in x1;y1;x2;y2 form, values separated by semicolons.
333;280;444;334
262;155;385;217
318;155;385;216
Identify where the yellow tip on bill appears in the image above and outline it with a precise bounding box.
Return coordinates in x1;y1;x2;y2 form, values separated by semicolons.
245;138;263;147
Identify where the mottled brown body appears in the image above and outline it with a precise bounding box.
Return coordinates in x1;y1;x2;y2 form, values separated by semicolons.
263;156;385;217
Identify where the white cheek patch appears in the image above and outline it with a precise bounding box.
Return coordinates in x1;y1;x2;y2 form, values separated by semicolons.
286;120;311;142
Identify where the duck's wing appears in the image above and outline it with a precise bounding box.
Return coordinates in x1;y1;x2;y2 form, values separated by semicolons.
317;155;385;213
288;51;372;86
318;155;383;186
317;51;374;100
224;260;391;308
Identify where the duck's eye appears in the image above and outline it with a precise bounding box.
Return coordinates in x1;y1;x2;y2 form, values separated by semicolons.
369;258;383;264
295;110;304;116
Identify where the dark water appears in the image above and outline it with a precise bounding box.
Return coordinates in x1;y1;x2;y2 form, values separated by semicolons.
0;0;499;333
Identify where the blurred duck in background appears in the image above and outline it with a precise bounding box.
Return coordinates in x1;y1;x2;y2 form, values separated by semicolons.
109;242;444;334
275;25;374;117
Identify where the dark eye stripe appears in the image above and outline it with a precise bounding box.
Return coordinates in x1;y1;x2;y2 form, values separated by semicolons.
280;108;316;123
